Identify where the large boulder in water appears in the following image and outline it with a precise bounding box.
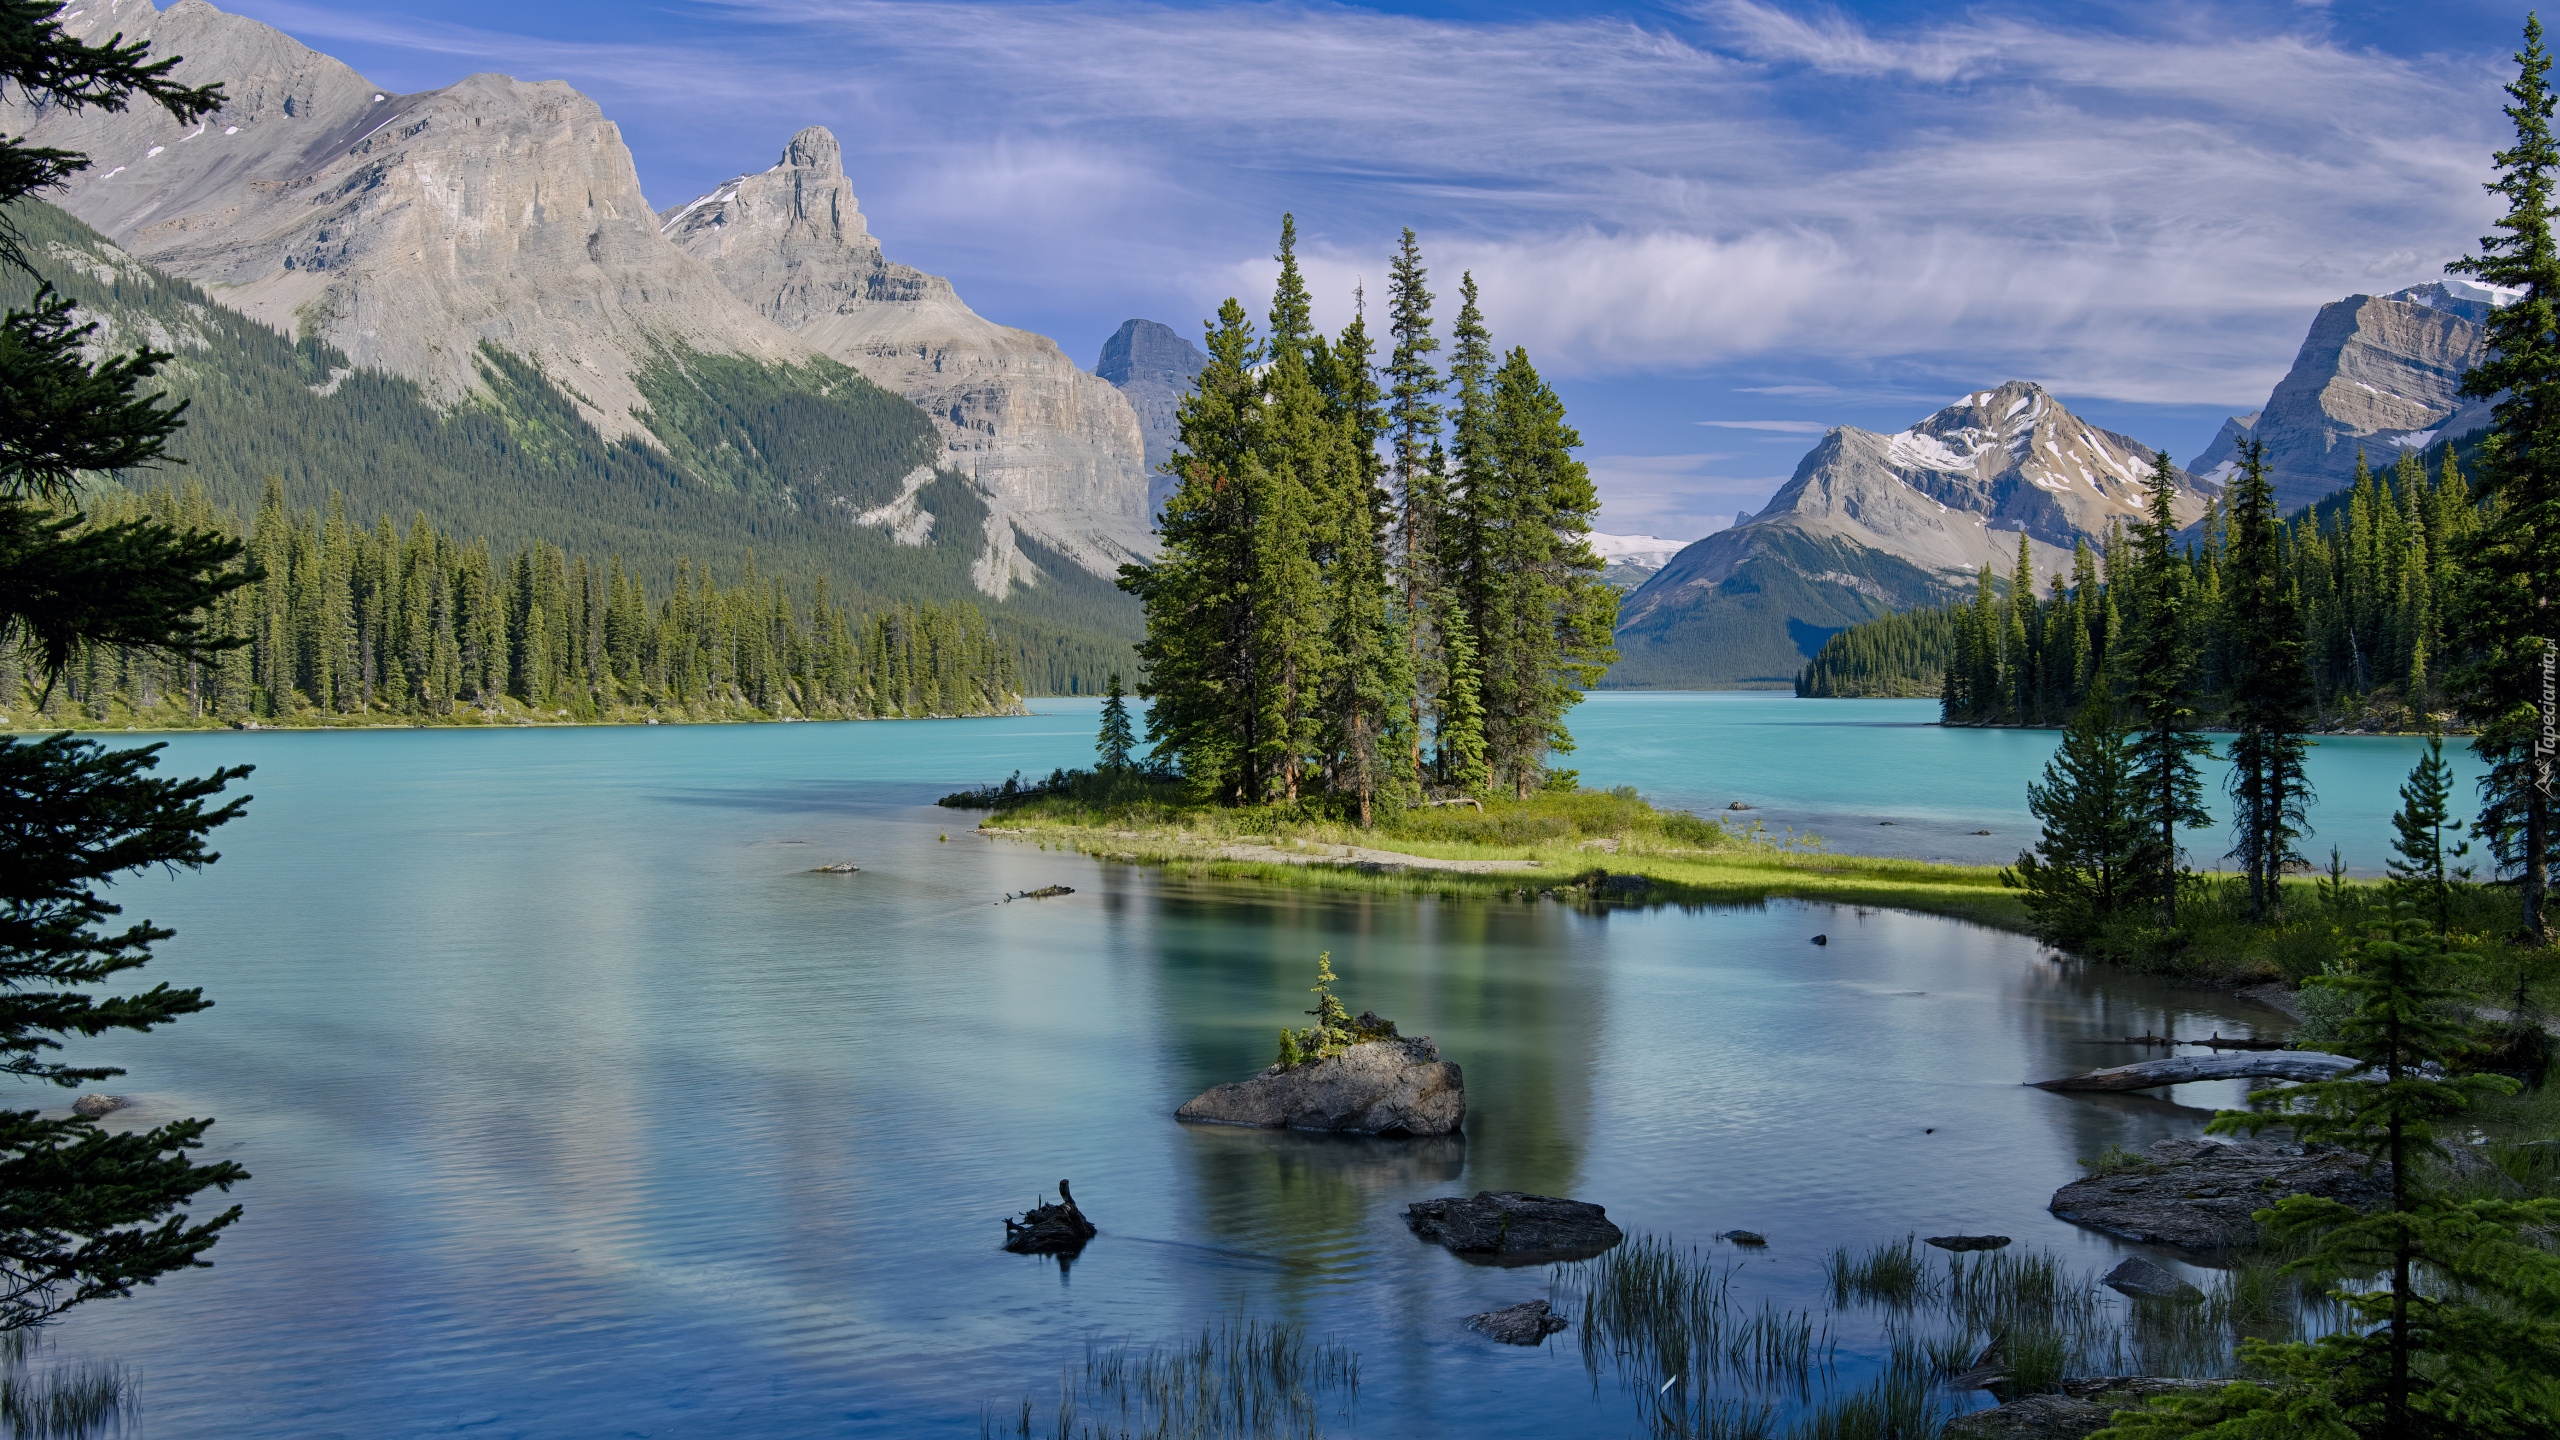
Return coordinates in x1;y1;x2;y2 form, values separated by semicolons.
1405;1191;1625;1264
2049;1138;2389;1250
1175;1037;1463;1136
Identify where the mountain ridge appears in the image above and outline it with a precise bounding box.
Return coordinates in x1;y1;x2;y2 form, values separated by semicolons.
1609;381;2209;688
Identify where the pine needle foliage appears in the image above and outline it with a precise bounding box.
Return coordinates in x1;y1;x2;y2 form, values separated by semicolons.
0;9;254;1335
2002;690;2147;945
2448;14;2560;945
2094;909;2560;1439
1122;224;1602;816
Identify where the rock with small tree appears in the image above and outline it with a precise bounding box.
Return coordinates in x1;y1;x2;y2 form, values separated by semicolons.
1175;954;1464;1136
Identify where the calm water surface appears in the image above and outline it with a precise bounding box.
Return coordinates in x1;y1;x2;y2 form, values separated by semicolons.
44;698;2467;1436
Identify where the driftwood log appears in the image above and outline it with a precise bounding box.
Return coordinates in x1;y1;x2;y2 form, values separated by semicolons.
1002;1179;1098;1254
2033;1052;2361;1092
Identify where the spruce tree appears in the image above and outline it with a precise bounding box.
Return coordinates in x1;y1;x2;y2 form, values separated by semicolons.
2386;734;2470;936
2002;688;2145;945
0;3;256;1331
2100;911;2560;1440
1472;347;1615;797
1384;230;1443;774
2123;451;2212;925
1120;297;1265;799
2449;15;2560;945
1312;297;1411;825
1436;601;1489;796
1251;216;1328;802
2224;440;2318;919
1096;672;1135;772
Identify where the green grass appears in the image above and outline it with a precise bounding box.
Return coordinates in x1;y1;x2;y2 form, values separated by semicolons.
981;1321;1357;1440
963;779;2034;933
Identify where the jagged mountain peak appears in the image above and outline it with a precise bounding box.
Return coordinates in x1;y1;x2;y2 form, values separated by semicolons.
667;127;1153;584
5;0;811;439
2185;282;2496;512
1610;382;2204;687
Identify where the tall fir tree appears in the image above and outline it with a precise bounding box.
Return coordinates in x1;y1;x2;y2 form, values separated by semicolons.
2123;451;2213;925
1096;672;1135;772
2002;689;2146;945
0;0;258;1332
2386;733;2470;936
2449;15;2560;945
2223;440;2318;918
1471;348;1615;796
1120;296;1267;800
1384;230;1444;775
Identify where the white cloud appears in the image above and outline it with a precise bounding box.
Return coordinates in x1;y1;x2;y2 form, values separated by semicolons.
1700;420;1832;433
228;0;2512;415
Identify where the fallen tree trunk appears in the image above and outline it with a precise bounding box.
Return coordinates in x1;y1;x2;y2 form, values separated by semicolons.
2033;1052;2361;1092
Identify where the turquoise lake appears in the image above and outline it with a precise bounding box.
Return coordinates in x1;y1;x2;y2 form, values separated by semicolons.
37;694;2486;1436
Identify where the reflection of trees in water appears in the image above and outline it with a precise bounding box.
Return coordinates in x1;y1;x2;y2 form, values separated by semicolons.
2010;953;2292;1203
1149;884;1602;1305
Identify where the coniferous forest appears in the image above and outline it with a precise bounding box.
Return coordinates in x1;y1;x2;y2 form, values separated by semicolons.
0;200;1136;699
2;482;1021;727
1121;220;1618;819
1796;446;2478;732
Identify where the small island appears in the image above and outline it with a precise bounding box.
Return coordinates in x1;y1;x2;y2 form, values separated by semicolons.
1175;955;1464;1137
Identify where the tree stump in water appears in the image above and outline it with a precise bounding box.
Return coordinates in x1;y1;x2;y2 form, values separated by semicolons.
1002;1179;1097;1254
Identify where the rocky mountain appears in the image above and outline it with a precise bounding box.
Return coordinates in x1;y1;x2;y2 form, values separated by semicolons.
3;0;810;439
2189;281;2503;514
1610;381;2210;688
1094;319;1210;517
3;0;1155;597
662;127;1154;583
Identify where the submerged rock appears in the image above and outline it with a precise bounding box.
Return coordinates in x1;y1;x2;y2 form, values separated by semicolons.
2101;1257;2202;1302
1176;1037;1463;1136
71;1094;126;1118
2049;1138;2389;1251
1468;1299;1568;1345
1719;1229;1768;1246
1925;1234;2011;1252
1405;1191;1624;1264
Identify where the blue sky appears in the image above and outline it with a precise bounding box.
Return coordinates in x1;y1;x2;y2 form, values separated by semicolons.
225;0;2531;536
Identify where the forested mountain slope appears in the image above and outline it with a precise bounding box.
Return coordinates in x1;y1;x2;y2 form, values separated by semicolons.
8;201;1139;693
1798;447;2475;732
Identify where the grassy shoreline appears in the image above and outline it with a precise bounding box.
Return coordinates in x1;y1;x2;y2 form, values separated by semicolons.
960;780;2554;1029
965;783;2035;934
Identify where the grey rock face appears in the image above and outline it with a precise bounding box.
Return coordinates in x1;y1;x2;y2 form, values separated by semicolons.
1613;381;2211;687
1467;1299;1568;1345
1404;1191;1625;1262
1094;319;1209;519
1175;1037;1463;1136
3;0;811;443
2189;283;2497;514
2100;1257;2201;1302
664;128;1154;585
2048;1138;2390;1250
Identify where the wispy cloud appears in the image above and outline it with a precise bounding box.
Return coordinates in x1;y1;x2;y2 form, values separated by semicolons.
1699;420;1831;433
223;0;2511;419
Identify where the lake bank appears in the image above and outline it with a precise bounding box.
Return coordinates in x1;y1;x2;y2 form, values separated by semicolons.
975;809;2035;934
